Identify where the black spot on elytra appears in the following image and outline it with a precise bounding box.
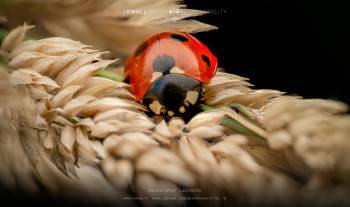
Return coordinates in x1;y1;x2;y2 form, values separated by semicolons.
170;34;189;42
201;54;211;67
134;42;148;56
152;55;176;74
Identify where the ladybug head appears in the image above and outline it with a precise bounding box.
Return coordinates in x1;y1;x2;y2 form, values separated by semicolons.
142;73;203;119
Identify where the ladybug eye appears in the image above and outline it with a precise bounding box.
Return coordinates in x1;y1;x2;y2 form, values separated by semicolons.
170;34;189;42
134;42;148;56
201;54;211;67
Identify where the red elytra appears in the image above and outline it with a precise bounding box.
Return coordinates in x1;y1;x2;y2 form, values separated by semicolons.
125;32;218;101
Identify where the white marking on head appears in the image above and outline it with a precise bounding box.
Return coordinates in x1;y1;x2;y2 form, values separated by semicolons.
149;100;163;115
185;90;199;105
168;111;175;117
169;66;185;74
179;106;186;113
151;72;163;82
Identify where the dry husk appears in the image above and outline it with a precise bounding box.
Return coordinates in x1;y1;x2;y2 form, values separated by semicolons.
0;0;216;58
1;24;350;206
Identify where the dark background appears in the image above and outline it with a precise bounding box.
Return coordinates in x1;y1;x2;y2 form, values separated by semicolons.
186;0;350;105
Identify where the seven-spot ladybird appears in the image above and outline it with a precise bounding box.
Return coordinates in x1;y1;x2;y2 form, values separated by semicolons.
125;32;218;119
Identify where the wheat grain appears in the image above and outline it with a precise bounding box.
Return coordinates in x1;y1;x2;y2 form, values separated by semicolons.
2;24;350;206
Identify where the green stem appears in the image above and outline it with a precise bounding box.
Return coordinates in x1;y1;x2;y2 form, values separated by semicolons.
220;116;266;140
0;28;9;43
95;70;124;82
230;104;261;127
200;104;216;111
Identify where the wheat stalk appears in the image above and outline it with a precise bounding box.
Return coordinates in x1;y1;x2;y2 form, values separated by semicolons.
1;24;350;206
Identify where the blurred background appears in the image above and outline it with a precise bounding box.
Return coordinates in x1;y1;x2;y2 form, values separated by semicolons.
187;0;350;105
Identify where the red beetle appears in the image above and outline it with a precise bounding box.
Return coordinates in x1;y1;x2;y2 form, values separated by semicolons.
125;32;217;118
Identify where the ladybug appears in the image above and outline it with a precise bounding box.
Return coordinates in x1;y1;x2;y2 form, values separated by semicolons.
125;32;218;119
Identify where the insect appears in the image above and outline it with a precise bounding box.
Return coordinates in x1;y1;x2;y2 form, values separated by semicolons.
125;32;218;119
